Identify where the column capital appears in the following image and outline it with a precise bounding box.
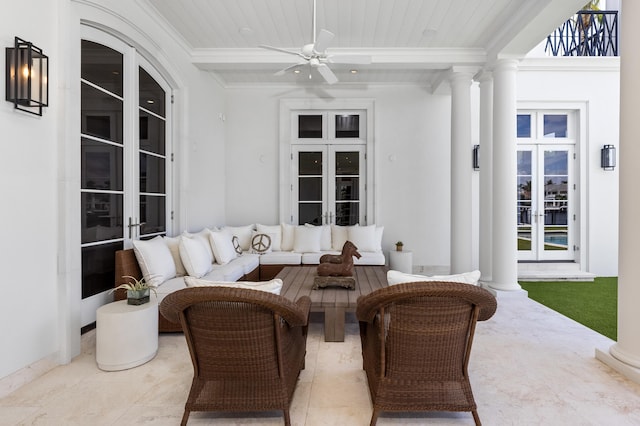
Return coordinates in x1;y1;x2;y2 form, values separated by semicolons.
448;66;479;84
492;58;519;74
474;69;493;84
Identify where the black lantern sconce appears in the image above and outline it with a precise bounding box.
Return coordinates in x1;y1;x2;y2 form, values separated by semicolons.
5;37;48;116
601;144;616;170
472;144;480;170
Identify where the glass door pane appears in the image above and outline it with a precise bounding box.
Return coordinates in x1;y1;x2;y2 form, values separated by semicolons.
297;150;325;225
138;65;167;238
81;40;125;299
517;145;573;261
333;150;361;225
542;150;569;254
517;149;535;258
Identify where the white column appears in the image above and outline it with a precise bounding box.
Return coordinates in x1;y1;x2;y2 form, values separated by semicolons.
449;71;474;274
489;60;521;291
598;0;640;374
477;72;493;282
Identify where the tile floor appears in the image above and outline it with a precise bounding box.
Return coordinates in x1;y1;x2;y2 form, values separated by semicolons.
2;296;640;425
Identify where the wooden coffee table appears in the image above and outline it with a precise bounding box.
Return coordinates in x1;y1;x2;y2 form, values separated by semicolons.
276;265;388;342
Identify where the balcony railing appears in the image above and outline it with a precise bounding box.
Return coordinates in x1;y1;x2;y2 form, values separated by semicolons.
546;10;618;57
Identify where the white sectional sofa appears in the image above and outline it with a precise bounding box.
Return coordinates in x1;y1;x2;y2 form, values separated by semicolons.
114;223;386;331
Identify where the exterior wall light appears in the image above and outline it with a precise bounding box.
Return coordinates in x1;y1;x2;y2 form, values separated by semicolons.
601;144;616;170
5;36;48;116
472;144;480;170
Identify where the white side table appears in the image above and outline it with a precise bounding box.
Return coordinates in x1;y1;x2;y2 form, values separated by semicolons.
389;250;413;273
96;298;158;371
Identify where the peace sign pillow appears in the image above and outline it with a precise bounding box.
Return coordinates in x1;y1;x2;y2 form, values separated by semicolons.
250;231;274;254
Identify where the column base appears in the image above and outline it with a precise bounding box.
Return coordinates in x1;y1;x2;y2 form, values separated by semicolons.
480;281;527;299
596;346;640;386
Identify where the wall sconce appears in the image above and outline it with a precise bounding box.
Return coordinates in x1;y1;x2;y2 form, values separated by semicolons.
5;36;48;116
601;144;616;170
472;144;480;170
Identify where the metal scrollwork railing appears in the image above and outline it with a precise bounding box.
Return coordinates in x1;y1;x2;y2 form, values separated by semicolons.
545;10;618;57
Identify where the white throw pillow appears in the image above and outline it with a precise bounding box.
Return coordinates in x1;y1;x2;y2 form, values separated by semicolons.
209;230;238;265
305;224;332;251
348;224;377;252
132;236;176;287
293;225;322;253
163;236;187;276
387;270;481;286
183;228;216;263
223;225;255;251
179;235;214;278
256;224;282;251
184;277;283;295
250;231;275;254
281;223;295;251
331;224;351;251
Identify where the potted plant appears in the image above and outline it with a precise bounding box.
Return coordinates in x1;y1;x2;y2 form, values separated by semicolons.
395;241;404;252
114;276;157;305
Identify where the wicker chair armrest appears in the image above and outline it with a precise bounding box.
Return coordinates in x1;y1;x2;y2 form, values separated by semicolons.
356;281;497;323
293;296;311;326
160;287;311;327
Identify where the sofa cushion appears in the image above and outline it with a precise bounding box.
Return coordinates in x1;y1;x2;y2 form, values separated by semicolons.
154;276;187;304
163;236;187;276
179;235;214;278
256;224;282;251
132;236;176;287
331;224;352;251
208;262;245;281
353;251;386;265
294;225;322;252
223;224;255;251
183;228;216;262
305;224;332;251
259;251;302;265
234;253;260;274
387;270;481;286
184;277;283;295
209;230;237;265
348;224;378;252
301;251;339;265
281;223;295;251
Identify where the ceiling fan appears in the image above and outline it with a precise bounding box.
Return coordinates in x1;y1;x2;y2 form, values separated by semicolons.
259;0;371;84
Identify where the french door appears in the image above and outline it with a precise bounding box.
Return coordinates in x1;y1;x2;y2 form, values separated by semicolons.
80;28;171;326
292;145;365;225
517;145;574;261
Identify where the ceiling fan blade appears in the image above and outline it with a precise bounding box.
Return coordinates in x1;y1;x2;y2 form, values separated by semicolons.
259;44;306;60
327;54;372;65
313;29;334;54
316;63;338;85
274;62;306;76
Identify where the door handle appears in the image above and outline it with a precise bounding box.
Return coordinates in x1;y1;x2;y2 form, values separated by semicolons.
128;217;146;238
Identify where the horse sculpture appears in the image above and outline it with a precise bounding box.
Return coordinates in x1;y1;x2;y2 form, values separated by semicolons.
319;240;359;265
317;240;361;277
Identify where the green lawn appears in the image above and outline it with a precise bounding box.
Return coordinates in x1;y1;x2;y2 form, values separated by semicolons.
519;277;617;340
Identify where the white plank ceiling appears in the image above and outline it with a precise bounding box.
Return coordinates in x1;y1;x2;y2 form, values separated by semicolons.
145;0;588;87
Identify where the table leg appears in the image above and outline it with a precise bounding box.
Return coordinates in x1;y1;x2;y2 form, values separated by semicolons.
324;307;345;342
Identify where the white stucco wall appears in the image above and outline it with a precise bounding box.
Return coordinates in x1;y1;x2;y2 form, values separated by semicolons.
0;0;60;381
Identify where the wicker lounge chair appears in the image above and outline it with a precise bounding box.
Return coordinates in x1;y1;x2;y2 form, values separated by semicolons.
356;281;497;426
160;286;311;426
